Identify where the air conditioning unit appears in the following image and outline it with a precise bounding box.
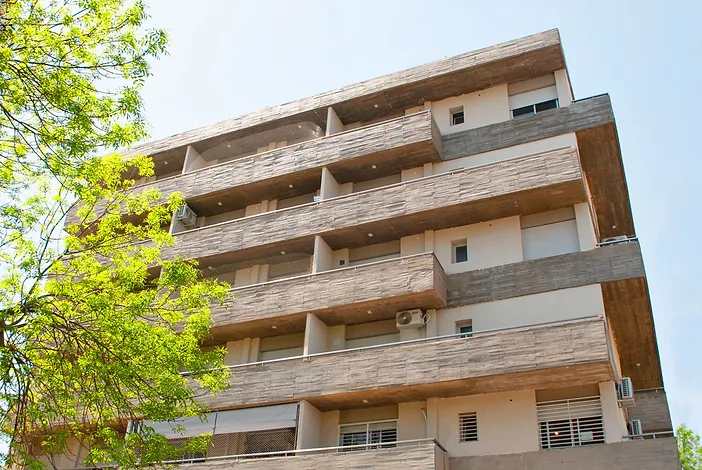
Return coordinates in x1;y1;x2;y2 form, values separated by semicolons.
313;195;322;202
176;204;198;228
396;309;425;329
618;377;635;405
628;419;643;437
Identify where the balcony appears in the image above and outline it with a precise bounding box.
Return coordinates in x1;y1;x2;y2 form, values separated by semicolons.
66;111;442;226
162;145;585;262
166;439;447;470
210;253;447;339
448;437;679;470
199;317;612;411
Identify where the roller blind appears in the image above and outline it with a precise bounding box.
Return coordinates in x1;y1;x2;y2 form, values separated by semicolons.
145;403;298;438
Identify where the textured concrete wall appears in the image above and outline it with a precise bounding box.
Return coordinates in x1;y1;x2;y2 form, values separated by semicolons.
628;389;674;432
446;241;645;307
449;437;679;470
200;318;611;410
181;441;441;470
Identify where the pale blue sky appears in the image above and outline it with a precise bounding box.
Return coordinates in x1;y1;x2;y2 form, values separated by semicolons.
142;0;702;433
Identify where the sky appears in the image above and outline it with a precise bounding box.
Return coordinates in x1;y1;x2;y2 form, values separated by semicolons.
140;0;702;433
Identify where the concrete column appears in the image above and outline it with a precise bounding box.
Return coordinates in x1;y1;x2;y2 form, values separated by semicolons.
426;397;439;440
183;145;207;173
304;313;328;356
424;230;435;252
326;106;344;136
320;167;341;200
555;69;573;107
313;235;334;273
425;309;438;337
575;202;597;251
423;162;433;177
296;401;323;449
600;381;625;443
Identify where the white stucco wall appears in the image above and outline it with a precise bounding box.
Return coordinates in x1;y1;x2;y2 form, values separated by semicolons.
435;390;539;457
432;217;523;274
435;285;606;336
399;401;428;440
401;233;426;256
431;85;510;135
433;134;577;174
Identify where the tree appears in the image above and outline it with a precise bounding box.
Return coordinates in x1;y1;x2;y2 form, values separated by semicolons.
0;1;229;468
679;424;702;470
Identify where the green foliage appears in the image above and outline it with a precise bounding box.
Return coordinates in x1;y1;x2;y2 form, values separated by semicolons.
679;424;702;470
0;1;231;468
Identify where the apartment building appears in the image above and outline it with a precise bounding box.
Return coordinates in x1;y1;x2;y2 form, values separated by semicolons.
54;29;678;469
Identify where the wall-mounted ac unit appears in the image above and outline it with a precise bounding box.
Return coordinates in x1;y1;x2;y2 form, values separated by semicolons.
628;419;643;437
176;204;198;228
396;309;425;329
618;377;635;405
313;195;322;203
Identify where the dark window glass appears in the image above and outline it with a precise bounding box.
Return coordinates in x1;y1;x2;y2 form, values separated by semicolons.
511;105;535;118
459;325;473;338
535;99;559;112
454;245;468;263
451;111;465;125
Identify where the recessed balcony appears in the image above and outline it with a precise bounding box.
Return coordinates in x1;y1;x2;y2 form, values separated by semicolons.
66;111;441;226
161;145;585;263
208;252;447;340
199;317;612;411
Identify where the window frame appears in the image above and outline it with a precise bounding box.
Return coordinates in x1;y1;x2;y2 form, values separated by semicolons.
449;106;465;126
338;419;398;451
452;239;468;264
511;98;560;119
458;412;478;442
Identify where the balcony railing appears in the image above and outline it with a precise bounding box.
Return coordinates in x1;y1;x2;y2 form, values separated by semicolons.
209;252;447;330
70;439;446;470
66;111;441;226
196;317;613;410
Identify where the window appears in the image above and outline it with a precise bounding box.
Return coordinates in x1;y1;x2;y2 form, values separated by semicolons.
458;321;473;338
537;397;605;449
339;420;397;451
450;106;465;126
459;413;478;442
511;98;559;119
452;239;468;263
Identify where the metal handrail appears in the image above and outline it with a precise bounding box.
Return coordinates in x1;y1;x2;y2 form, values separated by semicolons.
623;431;675;440
596;236;638;247
68;438;444;469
